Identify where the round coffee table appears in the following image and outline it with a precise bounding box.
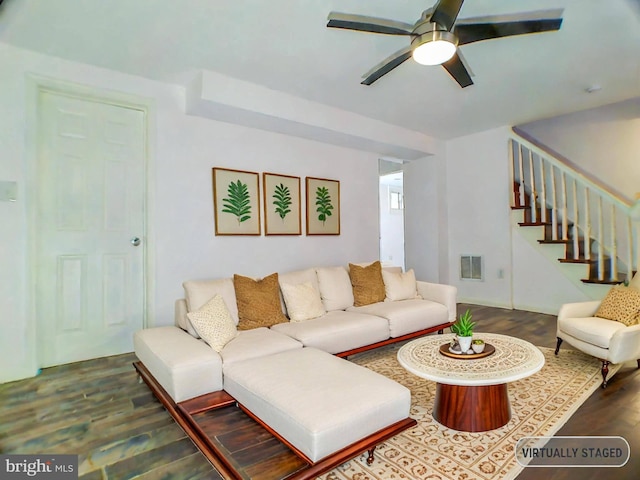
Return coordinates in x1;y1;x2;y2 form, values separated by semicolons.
397;333;545;432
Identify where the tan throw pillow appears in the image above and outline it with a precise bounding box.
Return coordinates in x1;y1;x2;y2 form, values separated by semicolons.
233;273;288;330
381;268;419;301
280;282;326;322
595;285;640;326
186;294;238;352
349;261;386;307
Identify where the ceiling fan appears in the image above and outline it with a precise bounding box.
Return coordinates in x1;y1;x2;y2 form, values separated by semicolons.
327;0;563;88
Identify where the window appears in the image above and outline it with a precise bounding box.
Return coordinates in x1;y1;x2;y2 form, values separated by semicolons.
389;190;403;210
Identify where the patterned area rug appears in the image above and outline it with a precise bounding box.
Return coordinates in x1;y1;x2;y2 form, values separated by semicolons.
321;344;619;480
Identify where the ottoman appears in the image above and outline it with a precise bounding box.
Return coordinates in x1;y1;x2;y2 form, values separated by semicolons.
222;347;412;463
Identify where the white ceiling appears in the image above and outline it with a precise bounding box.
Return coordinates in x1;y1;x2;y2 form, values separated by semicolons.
1;0;639;140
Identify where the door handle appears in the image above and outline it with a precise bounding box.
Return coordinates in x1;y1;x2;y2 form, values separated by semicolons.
130;237;141;247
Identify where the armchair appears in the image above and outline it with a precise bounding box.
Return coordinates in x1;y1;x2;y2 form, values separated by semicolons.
555;299;640;387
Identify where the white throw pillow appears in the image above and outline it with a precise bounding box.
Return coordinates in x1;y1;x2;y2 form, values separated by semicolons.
280;282;326;322
316;266;355;311
382;268;419;301
186;294;238;352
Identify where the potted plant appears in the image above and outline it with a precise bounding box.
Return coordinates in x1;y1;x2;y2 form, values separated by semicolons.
450;309;475;353
472;339;485;354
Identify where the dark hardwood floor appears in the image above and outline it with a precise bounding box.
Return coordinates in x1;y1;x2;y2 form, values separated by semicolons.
0;303;638;479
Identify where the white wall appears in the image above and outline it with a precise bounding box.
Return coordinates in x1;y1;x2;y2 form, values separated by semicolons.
0;43;381;383
517;98;640;201
444;127;514;308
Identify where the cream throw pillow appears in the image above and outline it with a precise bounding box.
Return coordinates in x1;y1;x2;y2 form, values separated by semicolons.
629;271;640;290
382;268;419;301
595;285;640;327
316;266;354;311
186;294;238;352
280;282;326;322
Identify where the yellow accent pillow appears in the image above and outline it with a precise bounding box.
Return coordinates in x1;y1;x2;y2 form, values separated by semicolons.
233;273;288;330
349;261;386;307
595;285;640;326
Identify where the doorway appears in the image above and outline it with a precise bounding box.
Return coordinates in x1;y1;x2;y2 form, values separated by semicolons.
379;159;405;270
34;88;148;367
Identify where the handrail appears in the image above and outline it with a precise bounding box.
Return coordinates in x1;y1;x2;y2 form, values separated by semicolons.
510;130;637;282
512;126;633;207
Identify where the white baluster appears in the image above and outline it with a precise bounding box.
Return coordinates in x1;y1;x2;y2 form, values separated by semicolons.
550;166;558;241
561;171;568;240
539;155;547;223
584;187;591;261
518;143;526;208
627;216;633;282
610;203;617;282
508;139;516;206
598;196;604;281
572;179;579;260
528;149;536;223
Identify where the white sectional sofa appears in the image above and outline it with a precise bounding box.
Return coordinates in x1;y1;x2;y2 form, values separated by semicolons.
133;262;456;478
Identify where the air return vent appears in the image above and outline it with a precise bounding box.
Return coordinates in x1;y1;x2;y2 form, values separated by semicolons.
460;255;483;280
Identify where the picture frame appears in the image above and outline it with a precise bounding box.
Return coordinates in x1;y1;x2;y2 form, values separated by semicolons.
306;176;340;235
212;167;261;235
263;173;301;235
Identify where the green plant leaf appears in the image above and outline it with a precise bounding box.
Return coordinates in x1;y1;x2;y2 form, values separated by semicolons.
272;183;292;220
450;309;475;337
221;179;252;224
315;186;334;225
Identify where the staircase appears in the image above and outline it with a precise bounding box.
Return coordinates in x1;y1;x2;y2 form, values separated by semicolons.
509;129;638;288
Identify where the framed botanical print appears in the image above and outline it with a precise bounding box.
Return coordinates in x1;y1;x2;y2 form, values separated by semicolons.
212;167;261;235
306;176;340;235
263;173;301;235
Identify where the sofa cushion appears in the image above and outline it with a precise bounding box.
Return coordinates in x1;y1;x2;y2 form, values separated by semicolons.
234;273;288;330
595;285;640;326
221;327;303;365
186;294;238;352
280;282;326;322
183;278;239;336
133;326;223;402
271;310;389;354
382;268;419;301
349;261;386;306
223;347;411;463
558;316;627;349
350;299;449;338
278;268;320;292
316;266;354;311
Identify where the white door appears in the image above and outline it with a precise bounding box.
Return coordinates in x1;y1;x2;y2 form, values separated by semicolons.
36;91;146;367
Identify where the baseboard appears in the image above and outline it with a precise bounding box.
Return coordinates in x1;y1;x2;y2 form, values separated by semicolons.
458;297;513;310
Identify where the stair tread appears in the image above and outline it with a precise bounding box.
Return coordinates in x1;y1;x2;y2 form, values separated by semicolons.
538;239;570;244
559;258;592;264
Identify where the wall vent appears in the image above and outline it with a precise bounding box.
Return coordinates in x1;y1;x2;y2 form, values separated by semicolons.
460;255;483;281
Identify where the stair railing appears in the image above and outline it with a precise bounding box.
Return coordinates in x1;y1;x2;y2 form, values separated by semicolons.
509;130;637;283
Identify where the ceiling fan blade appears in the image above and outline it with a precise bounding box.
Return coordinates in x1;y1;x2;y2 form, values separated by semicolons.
327;12;414;35
430;0;465;31
441;52;473;88
361;46;413;85
455;9;563;45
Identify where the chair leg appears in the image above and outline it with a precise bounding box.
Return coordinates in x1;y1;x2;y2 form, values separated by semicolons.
637;359;640;369
554;337;563;355
601;361;610;388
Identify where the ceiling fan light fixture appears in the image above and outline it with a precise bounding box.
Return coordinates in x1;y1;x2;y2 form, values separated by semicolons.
411;30;458;66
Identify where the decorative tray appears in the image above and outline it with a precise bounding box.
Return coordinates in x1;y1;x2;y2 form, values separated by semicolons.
439;343;495;360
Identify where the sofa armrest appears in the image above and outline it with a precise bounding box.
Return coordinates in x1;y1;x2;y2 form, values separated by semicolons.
416;281;457;322
610;324;640;364
175;298;188;329
558;300;601;320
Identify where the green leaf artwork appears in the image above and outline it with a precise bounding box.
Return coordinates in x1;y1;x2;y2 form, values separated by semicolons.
221;180;251;224
272;183;292;220
315;186;334;225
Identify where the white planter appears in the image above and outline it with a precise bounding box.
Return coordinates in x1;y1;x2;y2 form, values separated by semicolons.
472;342;485;354
457;335;472;353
